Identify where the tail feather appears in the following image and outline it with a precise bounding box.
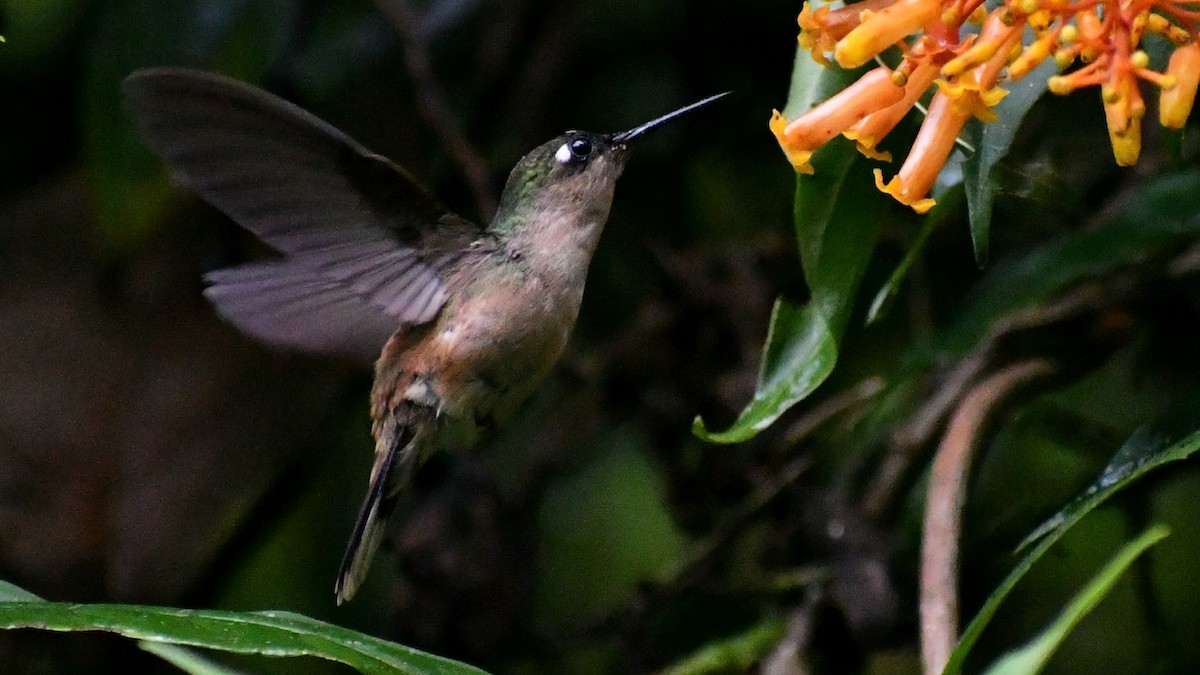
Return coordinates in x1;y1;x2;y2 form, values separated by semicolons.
334;421;425;605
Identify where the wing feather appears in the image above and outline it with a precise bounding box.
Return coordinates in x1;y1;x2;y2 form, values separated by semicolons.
123;68;487;358
204;263;401;363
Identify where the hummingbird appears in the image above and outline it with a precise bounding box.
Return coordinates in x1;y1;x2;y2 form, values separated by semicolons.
123;68;727;604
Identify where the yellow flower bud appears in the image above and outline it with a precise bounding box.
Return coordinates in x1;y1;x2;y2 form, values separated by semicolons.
1103;72;1144;165
834;0;941;68
1161;42;1200;128
1108;120;1141;166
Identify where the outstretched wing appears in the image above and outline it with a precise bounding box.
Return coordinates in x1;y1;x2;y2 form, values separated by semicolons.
123;68;486;362
202;262;403;363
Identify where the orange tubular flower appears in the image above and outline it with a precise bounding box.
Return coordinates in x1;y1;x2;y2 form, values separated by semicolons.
936;10;1020;121
845;60;941;157
774;0;1200;212
801;0;898;63
876;10;1016;212
1008;25;1059;79
771;66;905;173
1147;13;1191;46
940;9;1021;79
1161;42;1200;129
808;0;897;39
875;89;969;214
1075;9;1105;62
834;0;942;68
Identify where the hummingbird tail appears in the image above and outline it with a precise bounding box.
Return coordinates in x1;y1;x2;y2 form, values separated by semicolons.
334;412;433;604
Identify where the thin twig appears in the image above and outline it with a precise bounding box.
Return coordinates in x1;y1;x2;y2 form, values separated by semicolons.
670;453;814;593
919;359;1056;675
565;449;814;641
575;377;888;639
861;353;988;519
784;376;886;448
696;378;890;573
372;0;498;219
655;380;889;611
761;588;827;675
861;284;1109;519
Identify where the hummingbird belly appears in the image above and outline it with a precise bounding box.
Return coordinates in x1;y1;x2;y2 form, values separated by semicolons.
431;270;580;426
372;255;582;451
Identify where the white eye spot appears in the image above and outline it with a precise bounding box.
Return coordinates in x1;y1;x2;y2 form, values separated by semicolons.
554;143;572;164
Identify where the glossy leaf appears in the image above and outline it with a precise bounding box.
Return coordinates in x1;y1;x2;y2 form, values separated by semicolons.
0;583;487;675
695;46;888;442
695;299;831;442
140;643;249;675
0;580;42;603
945;168;1200;354
660;619;787;675
779;43;863;120
961;59;1054;267
866;186;962;325
943;428;1200;675
981;524;1170;675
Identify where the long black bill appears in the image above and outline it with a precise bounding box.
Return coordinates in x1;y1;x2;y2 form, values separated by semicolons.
611;91;732;145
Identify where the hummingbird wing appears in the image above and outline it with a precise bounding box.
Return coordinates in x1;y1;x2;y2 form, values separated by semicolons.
123;68;486;363
203;262;404;362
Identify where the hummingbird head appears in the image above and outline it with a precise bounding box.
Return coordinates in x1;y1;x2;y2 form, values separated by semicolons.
492;91;731;250
496;129;628;230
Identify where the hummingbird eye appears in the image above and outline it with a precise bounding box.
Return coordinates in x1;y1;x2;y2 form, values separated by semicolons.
554;134;596;166
570;137;593;158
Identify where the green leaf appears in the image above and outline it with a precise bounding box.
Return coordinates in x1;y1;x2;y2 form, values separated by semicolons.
695;299;833;442
0;580;43;602
943;428;1200;675
961;59;1054;267
780;43;863;121
694;147;889;443
981;524;1170;675
695;47;890;443
866;186;962;325
660;619;788;675
945;167;1200;354
0;589;487;675
140;642;250;675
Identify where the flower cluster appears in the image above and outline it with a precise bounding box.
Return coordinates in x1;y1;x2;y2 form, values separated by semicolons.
771;0;1200;213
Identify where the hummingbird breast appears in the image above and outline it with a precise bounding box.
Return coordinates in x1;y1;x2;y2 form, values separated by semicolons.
375;242;587;448
444;255;582;410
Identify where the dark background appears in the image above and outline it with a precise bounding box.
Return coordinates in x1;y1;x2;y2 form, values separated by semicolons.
2;1;1200;673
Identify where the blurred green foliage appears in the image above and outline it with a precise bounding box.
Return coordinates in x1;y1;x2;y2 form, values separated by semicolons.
3;0;1200;673
534;436;686;629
